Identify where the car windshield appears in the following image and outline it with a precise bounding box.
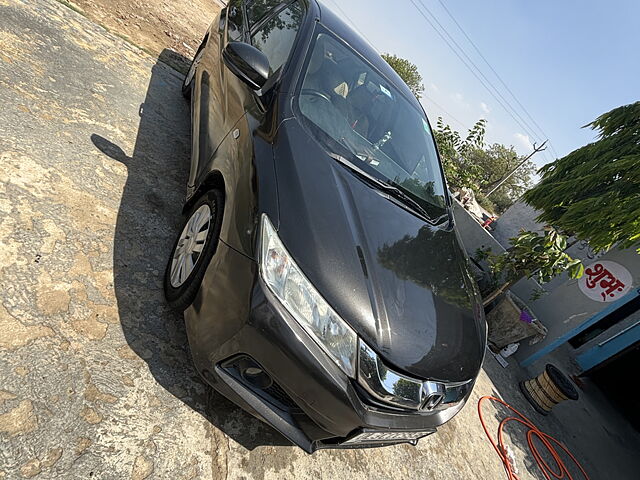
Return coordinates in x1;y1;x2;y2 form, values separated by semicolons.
297;31;447;215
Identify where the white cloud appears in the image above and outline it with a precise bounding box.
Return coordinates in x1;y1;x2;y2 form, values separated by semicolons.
514;133;534;151
450;92;469;109
480;102;490;114
429;82;439;93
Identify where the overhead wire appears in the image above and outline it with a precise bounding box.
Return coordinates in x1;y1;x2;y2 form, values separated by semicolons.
417;0;547;149
326;0;556;165
434;0;560;160
423;97;468;130
410;0;545;151
324;0;463;130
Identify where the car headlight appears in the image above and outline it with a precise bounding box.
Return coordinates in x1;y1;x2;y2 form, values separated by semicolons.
259;214;358;377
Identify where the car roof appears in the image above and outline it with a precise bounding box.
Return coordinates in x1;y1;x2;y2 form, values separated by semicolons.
312;0;424;112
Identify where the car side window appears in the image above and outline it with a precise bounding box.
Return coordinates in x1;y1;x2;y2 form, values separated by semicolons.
246;0;284;30
250;1;305;76
226;0;245;41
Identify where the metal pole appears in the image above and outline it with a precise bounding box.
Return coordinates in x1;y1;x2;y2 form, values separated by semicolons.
486;141;548;197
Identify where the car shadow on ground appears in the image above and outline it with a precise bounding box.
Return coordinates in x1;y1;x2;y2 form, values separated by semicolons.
91;48;290;450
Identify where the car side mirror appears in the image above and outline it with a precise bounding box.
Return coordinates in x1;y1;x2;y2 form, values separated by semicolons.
222;42;270;91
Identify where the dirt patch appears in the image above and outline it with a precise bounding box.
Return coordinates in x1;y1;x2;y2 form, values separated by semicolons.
0;400;38;437
0;304;54;351
59;0;224;73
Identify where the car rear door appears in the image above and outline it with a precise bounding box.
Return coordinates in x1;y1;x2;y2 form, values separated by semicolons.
190;0;248;182
247;1;306;83
193;0;307;180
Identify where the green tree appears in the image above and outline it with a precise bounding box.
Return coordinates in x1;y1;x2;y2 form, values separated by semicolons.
480;228;584;305
381;53;424;99
524;102;640;253
433;117;486;191
469;143;536;213
434;119;535;213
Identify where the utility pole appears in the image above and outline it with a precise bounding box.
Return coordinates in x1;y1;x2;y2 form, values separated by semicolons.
485;141;548;198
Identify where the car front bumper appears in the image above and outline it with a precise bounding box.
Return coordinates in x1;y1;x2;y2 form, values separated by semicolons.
184;240;467;452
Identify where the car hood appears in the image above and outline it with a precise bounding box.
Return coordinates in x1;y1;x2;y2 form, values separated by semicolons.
272;119;486;382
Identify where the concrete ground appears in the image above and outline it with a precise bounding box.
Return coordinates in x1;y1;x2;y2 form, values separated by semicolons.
65;0;222;73
1;0;639;478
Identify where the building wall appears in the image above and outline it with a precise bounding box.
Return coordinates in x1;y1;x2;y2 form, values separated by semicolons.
491;200;544;248
452;199;504;260
491;199;612;292
574;307;640;371
454;198;639;371
514;246;640;368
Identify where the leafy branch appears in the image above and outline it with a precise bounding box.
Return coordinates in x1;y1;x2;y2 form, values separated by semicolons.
481;228;584;306
523;101;640;253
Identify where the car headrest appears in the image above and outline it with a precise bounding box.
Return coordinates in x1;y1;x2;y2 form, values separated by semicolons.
347;85;372;114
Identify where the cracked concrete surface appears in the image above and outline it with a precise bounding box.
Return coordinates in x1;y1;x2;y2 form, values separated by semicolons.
1;0;639;478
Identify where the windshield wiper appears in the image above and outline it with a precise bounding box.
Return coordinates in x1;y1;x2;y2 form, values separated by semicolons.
328;153;434;223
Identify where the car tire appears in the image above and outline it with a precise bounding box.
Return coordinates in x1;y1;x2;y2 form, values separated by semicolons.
163;189;224;311
182;38;207;99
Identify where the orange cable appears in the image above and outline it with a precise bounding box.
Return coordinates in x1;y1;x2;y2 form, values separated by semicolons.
477;396;590;480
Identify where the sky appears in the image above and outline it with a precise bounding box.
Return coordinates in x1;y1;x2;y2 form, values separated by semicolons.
322;0;640;167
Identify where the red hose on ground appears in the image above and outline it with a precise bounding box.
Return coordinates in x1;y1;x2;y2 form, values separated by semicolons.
477;396;589;480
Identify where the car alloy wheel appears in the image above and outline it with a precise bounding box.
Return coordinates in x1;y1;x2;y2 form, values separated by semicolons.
163;189;223;311
170;204;211;288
